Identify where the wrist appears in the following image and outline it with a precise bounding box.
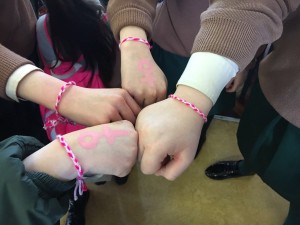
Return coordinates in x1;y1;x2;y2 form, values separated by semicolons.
120;26;147;40
23;140;78;181
6;64;42;102
174;85;213;116
17;70;65;110
56;85;81;121
119;37;151;49
119;26;150;51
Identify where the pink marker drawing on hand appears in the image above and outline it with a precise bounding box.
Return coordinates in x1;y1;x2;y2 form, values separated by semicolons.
98;125;129;145
78;126;130;149
137;59;155;86
78;131;101;149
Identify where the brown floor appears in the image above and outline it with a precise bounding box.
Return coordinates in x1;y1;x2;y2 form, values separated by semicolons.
61;119;288;225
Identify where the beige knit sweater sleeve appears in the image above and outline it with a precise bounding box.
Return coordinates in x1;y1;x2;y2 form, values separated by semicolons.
193;0;300;69
0;44;33;100
107;0;157;40
107;0;300;70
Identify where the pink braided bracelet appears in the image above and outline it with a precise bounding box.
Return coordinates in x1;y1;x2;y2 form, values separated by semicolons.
119;36;152;49
168;94;207;122
55;81;76;115
43;81;76;130
57;135;87;201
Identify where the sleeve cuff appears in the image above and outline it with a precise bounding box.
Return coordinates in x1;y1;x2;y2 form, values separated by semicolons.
26;171;75;199
5;64;42;102
177;52;238;104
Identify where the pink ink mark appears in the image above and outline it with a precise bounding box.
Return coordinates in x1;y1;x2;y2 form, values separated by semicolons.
98;125;129;145
78;131;100;149
78;126;130;149
137;59;155;86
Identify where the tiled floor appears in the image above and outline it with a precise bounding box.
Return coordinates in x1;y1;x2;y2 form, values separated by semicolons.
61;119;288;225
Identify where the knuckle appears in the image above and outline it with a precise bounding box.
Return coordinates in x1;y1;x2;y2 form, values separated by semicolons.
165;174;177;181
160;88;167;97
141;167;152;175
118;88;127;97
132;89;144;97
116;95;126;105
106;106;116;116
148;89;157;97
117;164;132;177
118;169;130;178
121;120;132;127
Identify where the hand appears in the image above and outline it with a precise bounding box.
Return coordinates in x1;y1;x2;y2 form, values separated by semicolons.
23;120;138;180
225;70;248;93
60;87;141;125
119;26;167;107
73;120;138;177
136;85;212;180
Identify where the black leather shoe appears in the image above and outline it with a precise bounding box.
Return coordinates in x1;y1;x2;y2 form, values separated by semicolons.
66;190;90;225
205;160;243;180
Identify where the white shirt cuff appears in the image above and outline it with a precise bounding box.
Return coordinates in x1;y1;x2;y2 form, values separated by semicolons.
177;52;239;104
6;64;42;102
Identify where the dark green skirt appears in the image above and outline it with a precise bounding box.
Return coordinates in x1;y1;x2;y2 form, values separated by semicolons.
237;82;300;203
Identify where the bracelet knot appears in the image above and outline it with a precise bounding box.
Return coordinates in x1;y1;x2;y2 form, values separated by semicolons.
57;134;87;201
43;81;76;130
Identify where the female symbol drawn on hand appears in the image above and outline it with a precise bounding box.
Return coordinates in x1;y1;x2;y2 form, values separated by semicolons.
78;131;100;149
78;125;130;149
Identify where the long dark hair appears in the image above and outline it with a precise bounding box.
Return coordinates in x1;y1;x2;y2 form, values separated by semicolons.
44;0;117;85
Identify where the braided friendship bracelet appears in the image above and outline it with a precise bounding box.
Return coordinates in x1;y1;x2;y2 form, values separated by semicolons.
43;81;76;130
119;36;152;49
168;94;207;122
57;135;87;201
55;81;76;115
